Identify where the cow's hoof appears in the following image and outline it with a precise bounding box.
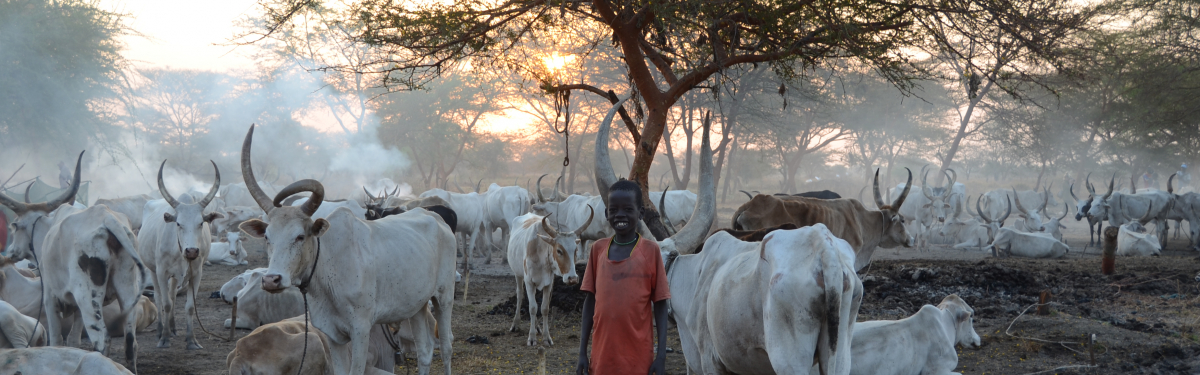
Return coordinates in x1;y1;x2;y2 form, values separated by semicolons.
527;337;538;346
508;326;518;333
543;338;554;346
157;339;170;348
186;342;203;350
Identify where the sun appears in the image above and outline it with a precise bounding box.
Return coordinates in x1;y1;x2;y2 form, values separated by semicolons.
540;52;577;80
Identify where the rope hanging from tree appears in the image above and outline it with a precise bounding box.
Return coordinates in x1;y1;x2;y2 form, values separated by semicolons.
553;89;571;167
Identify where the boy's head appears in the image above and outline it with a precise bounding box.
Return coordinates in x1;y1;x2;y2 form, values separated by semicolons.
606;179;644;235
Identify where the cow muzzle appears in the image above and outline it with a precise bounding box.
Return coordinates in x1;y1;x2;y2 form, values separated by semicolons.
261;274;285;292
184;247;200;260
564;275;579;286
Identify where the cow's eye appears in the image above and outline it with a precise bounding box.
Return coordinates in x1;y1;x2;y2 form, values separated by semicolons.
295;235;305;242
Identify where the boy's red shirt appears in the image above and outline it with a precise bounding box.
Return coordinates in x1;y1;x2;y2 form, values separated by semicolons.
580;236;670;375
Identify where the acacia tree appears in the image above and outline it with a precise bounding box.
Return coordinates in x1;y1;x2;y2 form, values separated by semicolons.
245;0;1088;239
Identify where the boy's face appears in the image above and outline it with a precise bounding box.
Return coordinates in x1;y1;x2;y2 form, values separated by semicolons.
606;190;642;236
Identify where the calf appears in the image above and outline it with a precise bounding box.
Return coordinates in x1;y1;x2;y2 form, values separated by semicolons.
226;313;433;375
207;231;248;266
0;255;42;318
848;295;980;375
102;296;157;338
506;211;588;346
0;299;47;348
219;268;304;330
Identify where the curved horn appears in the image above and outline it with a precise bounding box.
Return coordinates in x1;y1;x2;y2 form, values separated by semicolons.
999;196;1012;223
663;113;715;255
363;187;376;201
918;164;930;179
540;214;558;238
1105;174;1114;199
658;191;675;234
1139;200;1155;225
740;190;754;200
1058;202;1069;221
945;168;958;189
1130;172;1137;194
1070;183;1078;201
475;178;483;193
198;160;220;208
1039;186;1050;213
273;180;324;217
23;183;32;204
1168;173;1177;194
594;95;630;204
976;195;992;223
574;205;595;237
55;151;85;207
1085;172;1094;195
1011;187;1030;215
390;185;400;197
157;160;181;208
858;185;868;206
553;176;564;201
536;174;548;203
920;170;935;200
872;169;886;208
241;125;276;212
892;168;913;209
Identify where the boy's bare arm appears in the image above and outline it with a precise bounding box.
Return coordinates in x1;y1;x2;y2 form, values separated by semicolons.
649;299;667;375
577;293;595;375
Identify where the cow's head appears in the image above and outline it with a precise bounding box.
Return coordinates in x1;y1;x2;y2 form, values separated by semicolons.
0;151;84;262
1043;203;1070;241
1071;174;1095;221
873;167;914;248
538;208;591;285
1012;187;1049;232
920;169;956;223
225;230;248;264
938;294;981;349
237;126;329;293
974;194;1010;243
1087;174;1116;222
158;160;222;261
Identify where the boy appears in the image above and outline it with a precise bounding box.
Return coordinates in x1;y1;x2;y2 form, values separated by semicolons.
577;179;669;375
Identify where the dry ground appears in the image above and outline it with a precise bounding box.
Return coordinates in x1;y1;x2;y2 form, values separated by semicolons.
95;206;1200;374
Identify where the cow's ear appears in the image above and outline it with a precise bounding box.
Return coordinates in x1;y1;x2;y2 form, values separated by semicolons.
163;213;176;223
204;212;224;223
956;309;970;323
311;218;331;237
922;204;932;208
240;219;268;238
538;234;555;245
1059;223;1067;229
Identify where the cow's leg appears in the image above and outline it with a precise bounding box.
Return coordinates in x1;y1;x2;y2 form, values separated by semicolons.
499;223;511;265
509;274;524;332
45;296;64;347
74;288;108;354
156;274;175;347
481;224;494;265
183;277;202;350
432;291;454;375
1158;219;1170;249
409;309;435;375
66;309;84;347
539;284;553;346
524;279;540;346
346;323;372;375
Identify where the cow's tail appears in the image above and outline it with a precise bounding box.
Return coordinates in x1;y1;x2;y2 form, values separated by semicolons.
816;247;844;375
104;215;148;284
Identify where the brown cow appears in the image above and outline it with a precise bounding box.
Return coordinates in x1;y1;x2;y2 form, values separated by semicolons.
730;168;914;271
693;223;801;254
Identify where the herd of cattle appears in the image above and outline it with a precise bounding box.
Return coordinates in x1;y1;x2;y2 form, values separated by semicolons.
0;102;1192;374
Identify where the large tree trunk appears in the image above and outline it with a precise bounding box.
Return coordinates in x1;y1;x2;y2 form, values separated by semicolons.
628;104;672;240
937;73;995;185
720;137;738;203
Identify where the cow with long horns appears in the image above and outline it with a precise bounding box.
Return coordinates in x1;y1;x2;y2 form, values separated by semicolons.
236;125;457;375
1070;173;1105;246
506;210;590;346
136;160;222;350
1088;174;1174;249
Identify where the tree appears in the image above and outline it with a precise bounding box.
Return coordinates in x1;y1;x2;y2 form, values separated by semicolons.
0;0;130;153
245;0;1090;239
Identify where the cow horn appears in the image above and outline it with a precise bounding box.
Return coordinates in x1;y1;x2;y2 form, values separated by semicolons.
740;190;754;199
594;95;630;205
893;167;913;209
390;185;400;197
274;180;324;217
241;125;276;213
363;187;375;201
1139;200;1155;225
999;196;1012;223
858;186;868;207
540;214;558;239
1086;172;1095;196
453;177;465;193
1130;172;1137;194
1168;173;1177;194
157;160;181;209
553;176;563;201
662;114;715;255
872;169;886;209
198;160;220;208
1011;187;1030;215
1069;183;1078;201
536;174;548;203
1058;202;1069;221
1038;186;1050;213
22;183;32;204
574;205;595;237
918;164;930;179
475;178;483;193
920;170;935;200
976;195;992;223
945;168;957;190
658;190;675;235
1105;174;1114;199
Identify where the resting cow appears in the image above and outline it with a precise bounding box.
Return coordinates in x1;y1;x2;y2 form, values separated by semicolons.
1117;203;1162;256
848;295;980;375
0;299;46;348
986;228;1069;258
102;295;157;338
225;314;430;375
207;231;248;266
0;347;133;375
219;268;304;330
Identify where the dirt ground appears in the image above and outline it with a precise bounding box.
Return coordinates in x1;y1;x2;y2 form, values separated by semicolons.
97;210;1200;375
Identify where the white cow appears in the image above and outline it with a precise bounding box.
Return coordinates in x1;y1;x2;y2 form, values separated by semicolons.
238;125;456;375
940;195;1010;251
1070;177;1106;246
671;225;862;374
0;347;134;375
482;183;532;256
1117;204;1162;256
1089;175;1174;249
219;268;304;330
649;190;698;230
207;231;248;266
137;161;222;350
0;256;43;318
420;188;491;262
95;194;153;234
848;295;981;375
986;228;1069;258
210;205;262;238
0;299;47;348
102;296;157;338
1011;187;1051;232
1042;203;1070;242
506;212;588;346
290;197;367;220
892;169;958;250
37;204;146;372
